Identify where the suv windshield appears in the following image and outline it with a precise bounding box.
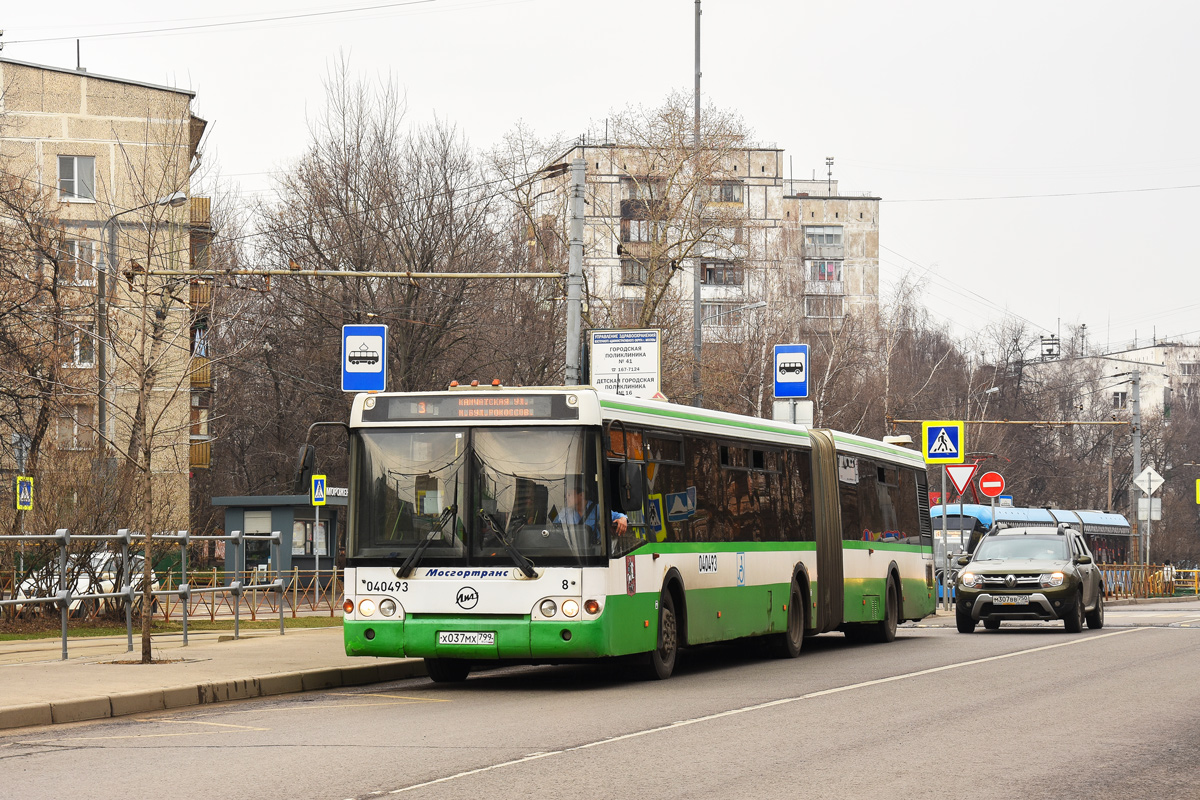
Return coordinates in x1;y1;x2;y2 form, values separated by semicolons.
974;536;1069;561
352;426;606;565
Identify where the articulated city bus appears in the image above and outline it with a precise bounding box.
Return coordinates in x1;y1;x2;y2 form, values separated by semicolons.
930;504;1133;563
342;385;936;681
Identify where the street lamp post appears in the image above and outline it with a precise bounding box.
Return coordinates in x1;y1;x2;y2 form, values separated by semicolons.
97;192;187;452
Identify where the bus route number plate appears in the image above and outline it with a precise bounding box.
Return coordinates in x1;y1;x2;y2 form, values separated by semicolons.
992;596;1029;606
438;631;495;645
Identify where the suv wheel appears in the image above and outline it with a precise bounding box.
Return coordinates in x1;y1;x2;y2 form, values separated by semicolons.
955;601;975;633
1063;590;1085;633
1085;592;1105;630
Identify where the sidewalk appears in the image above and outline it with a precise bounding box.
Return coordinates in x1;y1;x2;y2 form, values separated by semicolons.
0;626;426;732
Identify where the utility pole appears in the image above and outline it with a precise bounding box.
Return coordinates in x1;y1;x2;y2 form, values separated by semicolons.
692;0;703;407
565;157;585;385
1130;368;1143;561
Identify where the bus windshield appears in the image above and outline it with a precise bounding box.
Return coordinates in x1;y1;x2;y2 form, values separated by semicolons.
351;426;606;565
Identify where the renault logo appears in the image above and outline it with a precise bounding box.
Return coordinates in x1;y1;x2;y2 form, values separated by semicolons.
1005;574;1017;588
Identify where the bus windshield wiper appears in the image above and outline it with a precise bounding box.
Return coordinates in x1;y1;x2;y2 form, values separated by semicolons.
478;509;537;578
396;505;457;578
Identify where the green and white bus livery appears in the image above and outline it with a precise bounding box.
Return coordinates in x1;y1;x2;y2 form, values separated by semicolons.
342;386;935;681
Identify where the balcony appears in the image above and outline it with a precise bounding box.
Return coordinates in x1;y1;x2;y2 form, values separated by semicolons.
190;281;212;309
190;196;211;228
805;280;844;296
190;356;211;389
189;439;211;469
804;244;844;260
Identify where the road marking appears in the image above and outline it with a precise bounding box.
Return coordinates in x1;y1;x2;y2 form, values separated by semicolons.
373;628;1142;797
29;720;270;743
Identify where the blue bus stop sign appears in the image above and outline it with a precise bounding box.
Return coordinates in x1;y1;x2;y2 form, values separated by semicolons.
773;344;809;399
342;324;388;392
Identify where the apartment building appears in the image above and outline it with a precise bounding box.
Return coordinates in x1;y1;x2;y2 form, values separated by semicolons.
525;142;880;341
0;56;211;529
1093;342;1200;418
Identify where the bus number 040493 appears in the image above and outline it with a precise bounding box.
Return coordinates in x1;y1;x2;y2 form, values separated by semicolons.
362;580;408;593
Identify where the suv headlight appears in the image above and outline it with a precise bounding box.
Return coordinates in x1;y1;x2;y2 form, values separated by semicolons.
1040;572;1065;588
960;571;981;588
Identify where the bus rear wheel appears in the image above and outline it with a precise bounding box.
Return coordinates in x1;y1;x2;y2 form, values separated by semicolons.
771;578;805;658
425;658;470;683
645;590;678;680
863;575;900;643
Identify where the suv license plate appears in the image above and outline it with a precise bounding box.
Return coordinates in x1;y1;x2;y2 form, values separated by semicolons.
438;631;495;645
993;595;1030;606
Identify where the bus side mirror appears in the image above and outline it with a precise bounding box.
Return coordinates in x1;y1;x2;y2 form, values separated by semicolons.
615;463;644;512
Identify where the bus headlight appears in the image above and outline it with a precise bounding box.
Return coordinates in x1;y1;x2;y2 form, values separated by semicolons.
379;599;397;617
584;599;601;615
539;599;557;618
561;599;580;618
358;599;376;617
343;598;355;615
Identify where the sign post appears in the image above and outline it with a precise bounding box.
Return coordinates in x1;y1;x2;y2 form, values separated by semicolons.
312;474;326;590
922;421;965;609
1133;466;1164;563
978;470;1005;531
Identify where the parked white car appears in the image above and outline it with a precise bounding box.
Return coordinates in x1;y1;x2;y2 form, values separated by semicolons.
15;552;160;617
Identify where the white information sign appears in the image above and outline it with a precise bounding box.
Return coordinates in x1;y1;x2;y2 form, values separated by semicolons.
1133;466;1164;496
587;329;661;398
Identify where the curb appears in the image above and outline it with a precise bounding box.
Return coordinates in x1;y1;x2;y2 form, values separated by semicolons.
0;659;427;733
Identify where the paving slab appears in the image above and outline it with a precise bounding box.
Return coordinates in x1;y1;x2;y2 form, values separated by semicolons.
0;626;425;732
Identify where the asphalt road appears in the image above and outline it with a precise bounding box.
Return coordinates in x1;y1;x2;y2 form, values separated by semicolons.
4;602;1200;800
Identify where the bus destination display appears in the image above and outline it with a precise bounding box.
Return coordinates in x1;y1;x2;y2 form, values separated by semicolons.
364;394;579;422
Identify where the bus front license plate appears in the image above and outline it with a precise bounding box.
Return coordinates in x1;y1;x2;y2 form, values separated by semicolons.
438;631;495;645
993;595;1029;606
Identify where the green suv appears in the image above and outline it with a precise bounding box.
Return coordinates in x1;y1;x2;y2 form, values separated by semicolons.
955;524;1104;633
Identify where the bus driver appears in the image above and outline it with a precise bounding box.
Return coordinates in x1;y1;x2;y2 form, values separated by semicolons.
556;483;628;537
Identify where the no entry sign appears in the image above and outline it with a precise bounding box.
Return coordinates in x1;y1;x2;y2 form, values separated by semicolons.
978;471;1005;498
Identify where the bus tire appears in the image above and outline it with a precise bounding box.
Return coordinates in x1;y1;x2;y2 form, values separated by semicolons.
771;578;805;658
863;574;900;643
1086;592;1104;630
425;658;470;683
645;590;678;680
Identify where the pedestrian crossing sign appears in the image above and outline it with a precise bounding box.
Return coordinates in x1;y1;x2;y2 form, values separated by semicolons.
14;476;33;511
311;475;327;507
921;421;965;464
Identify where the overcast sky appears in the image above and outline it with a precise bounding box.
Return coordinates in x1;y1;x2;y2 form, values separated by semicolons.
4;0;1197;353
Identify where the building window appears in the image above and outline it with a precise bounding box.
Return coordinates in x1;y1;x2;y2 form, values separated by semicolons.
1180;362;1200;376
56;404;94;450
709;183;744;203
702;260;744;286
804;296;844;318
192;325;209;357
71;324;95;368
620;299;644;326
621;259;649;285
58;156;96;202
1112;391;1128;410
624;178;665;201
60;239;96;285
622;218;663;243
803;225;843;246
701;302;750;327
807;259;842;281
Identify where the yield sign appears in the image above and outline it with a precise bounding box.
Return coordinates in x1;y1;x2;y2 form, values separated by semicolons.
946;464;979;496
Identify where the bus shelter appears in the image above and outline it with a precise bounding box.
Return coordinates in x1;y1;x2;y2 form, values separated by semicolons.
212;493;346;583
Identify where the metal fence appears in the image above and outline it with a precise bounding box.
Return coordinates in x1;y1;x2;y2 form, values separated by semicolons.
0;528;289;660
